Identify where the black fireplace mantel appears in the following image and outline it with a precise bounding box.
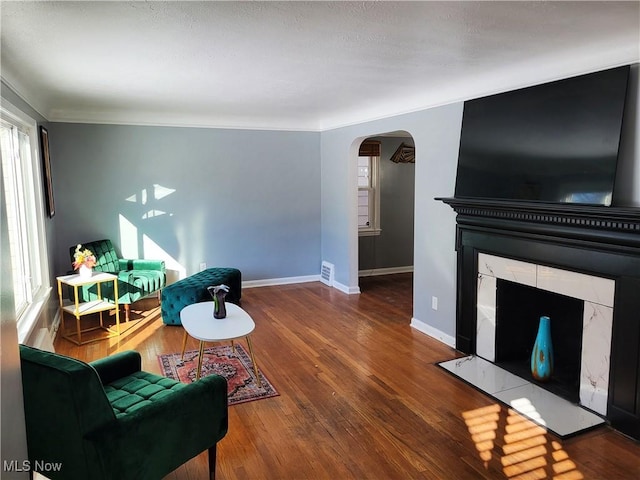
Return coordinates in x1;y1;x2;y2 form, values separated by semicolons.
436;197;640;250
438;196;640;441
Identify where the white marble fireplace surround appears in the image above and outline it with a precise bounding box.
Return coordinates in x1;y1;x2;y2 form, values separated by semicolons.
476;253;614;416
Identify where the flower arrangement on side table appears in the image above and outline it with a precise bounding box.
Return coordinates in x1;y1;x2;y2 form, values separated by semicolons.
73;244;96;278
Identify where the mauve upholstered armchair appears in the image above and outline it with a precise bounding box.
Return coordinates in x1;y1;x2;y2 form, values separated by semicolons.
19;344;228;480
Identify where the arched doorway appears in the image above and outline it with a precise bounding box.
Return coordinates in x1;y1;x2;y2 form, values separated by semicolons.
356;132;415;296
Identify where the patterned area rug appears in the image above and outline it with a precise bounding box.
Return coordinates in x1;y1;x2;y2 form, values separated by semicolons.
158;344;279;405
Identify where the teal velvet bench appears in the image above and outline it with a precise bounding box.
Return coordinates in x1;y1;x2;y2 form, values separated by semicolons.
161;268;241;325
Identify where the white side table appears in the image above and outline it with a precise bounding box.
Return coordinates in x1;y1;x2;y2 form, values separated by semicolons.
57;272;120;345
180;301;261;386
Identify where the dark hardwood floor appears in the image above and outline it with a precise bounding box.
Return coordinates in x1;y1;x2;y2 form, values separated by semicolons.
54;274;640;479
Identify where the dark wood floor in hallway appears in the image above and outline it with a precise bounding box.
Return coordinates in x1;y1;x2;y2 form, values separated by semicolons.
54;274;640;479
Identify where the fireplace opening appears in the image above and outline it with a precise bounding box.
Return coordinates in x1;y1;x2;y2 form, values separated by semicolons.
495;280;584;403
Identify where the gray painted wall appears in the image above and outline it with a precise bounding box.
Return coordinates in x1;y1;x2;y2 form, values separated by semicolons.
320;105;464;339
358;136;415;272
48;123;321;283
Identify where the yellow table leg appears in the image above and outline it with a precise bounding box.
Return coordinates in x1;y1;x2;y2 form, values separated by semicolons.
57;279;67;340
98;281;103;328
74;285;82;345
75;316;82;345
112;279;120;335
245;335;262;388
196;341;205;380
181;330;189;360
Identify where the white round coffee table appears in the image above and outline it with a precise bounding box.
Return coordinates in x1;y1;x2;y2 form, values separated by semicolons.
180;301;261;386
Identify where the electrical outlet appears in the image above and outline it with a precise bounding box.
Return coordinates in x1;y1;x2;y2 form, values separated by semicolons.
199;262;207;272
431;296;438;311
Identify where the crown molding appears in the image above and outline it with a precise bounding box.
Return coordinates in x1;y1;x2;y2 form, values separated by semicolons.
46;109;323;132
0;67;50;121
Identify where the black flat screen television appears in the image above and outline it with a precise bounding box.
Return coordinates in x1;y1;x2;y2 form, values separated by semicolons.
454;66;630;206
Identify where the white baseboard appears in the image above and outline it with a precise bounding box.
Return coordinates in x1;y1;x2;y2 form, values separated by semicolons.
241;275;363;295
33;327;55;353
333;281;361;294
410;317;456;348
358;266;414;277
242;275;320;289
52;310;60;334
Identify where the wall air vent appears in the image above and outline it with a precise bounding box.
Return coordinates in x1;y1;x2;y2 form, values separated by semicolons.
320;261;334;286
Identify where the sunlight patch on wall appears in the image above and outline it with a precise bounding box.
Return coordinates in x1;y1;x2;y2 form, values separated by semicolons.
126;183;176;204
119;214;139;258
120;183;182;283
142;209;168;219
118;214;186;285
143;234;186;284
125;183;176;219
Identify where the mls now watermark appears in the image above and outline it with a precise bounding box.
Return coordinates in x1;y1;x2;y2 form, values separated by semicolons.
3;460;63;473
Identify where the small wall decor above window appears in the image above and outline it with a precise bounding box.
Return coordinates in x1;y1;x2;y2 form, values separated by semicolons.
390;142;415;163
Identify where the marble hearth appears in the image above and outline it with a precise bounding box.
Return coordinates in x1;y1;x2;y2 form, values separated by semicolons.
439;356;605;437
476;253;613;416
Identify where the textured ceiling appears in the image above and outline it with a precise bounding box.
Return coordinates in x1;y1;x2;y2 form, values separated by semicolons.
1;1;638;130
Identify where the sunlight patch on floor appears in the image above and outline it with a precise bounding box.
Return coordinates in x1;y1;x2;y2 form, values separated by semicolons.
463;404;584;479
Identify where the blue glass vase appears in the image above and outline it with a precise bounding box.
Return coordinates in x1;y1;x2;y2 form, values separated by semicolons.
531;315;554;382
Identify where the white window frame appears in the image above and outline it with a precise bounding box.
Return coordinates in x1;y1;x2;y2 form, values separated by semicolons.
358;154;381;236
1;100;52;343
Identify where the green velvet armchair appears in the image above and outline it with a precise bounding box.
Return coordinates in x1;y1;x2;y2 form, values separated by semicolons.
69;239;166;321
19;344;228;480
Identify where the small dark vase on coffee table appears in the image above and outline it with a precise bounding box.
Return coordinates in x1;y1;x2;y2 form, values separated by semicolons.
208;285;230;319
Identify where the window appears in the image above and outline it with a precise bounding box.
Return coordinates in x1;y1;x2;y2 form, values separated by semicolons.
1;102;51;342
358;140;381;236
